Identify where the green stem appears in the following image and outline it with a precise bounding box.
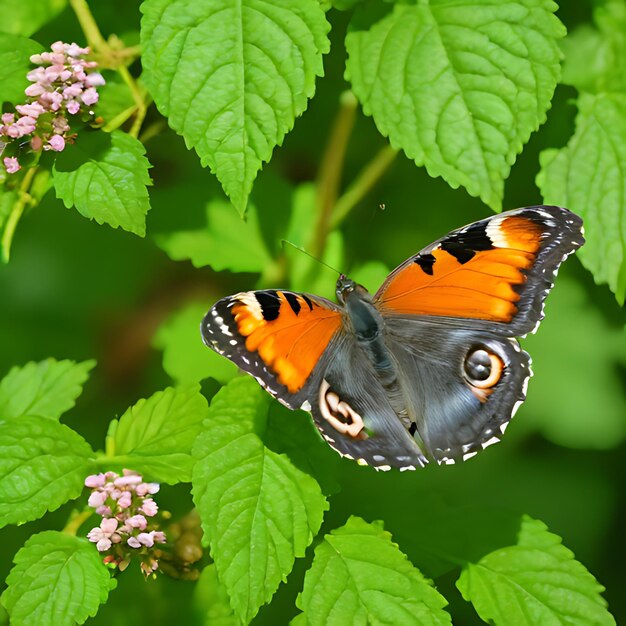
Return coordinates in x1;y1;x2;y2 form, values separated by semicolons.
2;167;38;263
70;0;149;137
118;66;149;138
69;0;108;51
310;91;358;258
138;120;168;145
330;145;398;230
63;509;93;536
102;106;137;133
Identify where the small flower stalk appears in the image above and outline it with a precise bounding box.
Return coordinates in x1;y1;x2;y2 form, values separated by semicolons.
85;470;167;577
0;41;105;176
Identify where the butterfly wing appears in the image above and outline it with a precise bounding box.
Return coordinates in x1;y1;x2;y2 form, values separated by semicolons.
374;206;584;336
202;289;343;409
203;289;428;470
371;205;583;464
385;319;530;464
308;333;428;470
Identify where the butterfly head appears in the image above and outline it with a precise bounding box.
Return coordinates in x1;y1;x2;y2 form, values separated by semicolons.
336;274;371;305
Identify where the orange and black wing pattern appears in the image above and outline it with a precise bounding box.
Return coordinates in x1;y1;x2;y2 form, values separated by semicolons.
202;290;343;408
375;206;584;335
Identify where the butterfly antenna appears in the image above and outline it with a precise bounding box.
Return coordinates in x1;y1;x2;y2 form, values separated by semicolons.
280;239;344;276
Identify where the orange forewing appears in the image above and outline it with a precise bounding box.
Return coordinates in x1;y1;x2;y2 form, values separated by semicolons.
231;292;341;393
376;216;543;322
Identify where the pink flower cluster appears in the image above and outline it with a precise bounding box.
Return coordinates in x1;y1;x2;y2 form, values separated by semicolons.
0;41;104;175
85;470;167;577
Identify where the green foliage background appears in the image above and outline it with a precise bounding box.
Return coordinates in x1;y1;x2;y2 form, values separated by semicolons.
0;0;625;624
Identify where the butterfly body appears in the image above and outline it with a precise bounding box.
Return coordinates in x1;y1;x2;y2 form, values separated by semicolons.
202;206;584;470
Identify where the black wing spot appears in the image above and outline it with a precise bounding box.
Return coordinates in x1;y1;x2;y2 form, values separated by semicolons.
409;422;417;436
256;290;281;321
301;294;315;310
284;292;301;316
441;244;475;264
414;253;435;275
440;222;493;264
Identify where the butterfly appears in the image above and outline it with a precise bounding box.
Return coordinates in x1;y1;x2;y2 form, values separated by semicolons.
201;206;584;471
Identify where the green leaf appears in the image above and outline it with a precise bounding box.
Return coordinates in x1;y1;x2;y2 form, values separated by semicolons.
192;377;327;623
0;358;95;421
195;564;241;626
52;130;152;236
140;0;330;213
155;199;271;271
109;385;208;483
2;531;116;626
0;0;67;37
0;35;43;105
153;301;239;385
561;0;626;93
296;516;451;625
331;0;363;11
265;401;340;496
522;276;626;448
0;416;95;528
457;515;615;625
345;0;564;210
537;93;626;303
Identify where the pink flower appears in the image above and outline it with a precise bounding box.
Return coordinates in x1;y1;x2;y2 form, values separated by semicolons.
66;100;80;115
24;83;45;97
16;103;45;118
137;532;154;548
3;157;20;173
88;490;107;508
81;88;99;106
26;67;46;83
152;531;167;544
85;72;105;87
63;84;83;99
135;482;160;497
141;499;158;517
117;491;132;509
1;113;15;125
48;134;65;152
114;474;142;487
67;42;90;57
126;515;147;530
5;126;22;138
101;518;119;534
84;469;166;574
87;518;119;552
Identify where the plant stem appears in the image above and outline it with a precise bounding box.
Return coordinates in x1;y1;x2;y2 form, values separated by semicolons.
69;0;108;51
138;120;168;145
1;167;38;263
310;91;358;258
63;509;93;536
118;66;149;138
70;0;148;137
330;144;398;230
